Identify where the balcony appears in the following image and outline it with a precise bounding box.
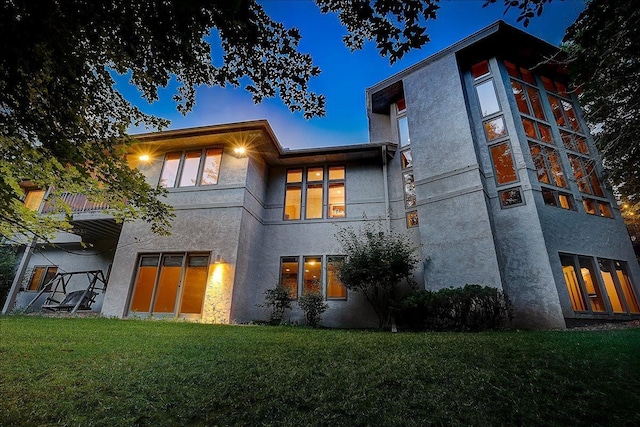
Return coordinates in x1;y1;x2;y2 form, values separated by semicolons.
41;193;110;214
41;193;121;242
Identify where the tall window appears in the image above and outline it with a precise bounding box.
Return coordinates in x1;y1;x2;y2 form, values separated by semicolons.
279;255;347;300
396;99;419;227
284;166;346;221
129;253;210;316
560;254;640;315
472;60;521;207
26;266;58;291
159;148;222;188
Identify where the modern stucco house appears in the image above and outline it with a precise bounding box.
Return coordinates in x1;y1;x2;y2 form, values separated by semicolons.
4;21;640;328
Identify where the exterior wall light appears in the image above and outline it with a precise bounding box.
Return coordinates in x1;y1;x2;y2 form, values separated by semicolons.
233;147;246;157
139;154;150;162
214;254;223;264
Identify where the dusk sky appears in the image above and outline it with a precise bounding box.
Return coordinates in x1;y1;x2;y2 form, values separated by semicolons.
119;0;587;149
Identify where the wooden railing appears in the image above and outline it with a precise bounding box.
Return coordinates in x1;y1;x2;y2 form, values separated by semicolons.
41;193;110;214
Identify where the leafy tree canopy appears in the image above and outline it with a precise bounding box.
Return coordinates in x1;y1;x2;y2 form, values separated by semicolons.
0;0;554;242
562;0;640;208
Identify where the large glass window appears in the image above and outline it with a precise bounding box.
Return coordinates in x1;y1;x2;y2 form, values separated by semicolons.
327;256;347;299
159;148;222;188
489;142;518;185
280;255;347;300
476;80;500;117
129;253;210;316
303;256;322;294
280;257;299;299
529;143;567;188
560;254;640;315
285;169;303;221
403;172;417;208
284;166;346;221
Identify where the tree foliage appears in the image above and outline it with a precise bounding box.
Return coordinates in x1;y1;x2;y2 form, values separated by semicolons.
336;222;420;329
0;0;562;242
562;0;640;207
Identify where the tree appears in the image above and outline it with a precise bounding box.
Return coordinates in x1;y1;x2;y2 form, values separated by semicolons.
561;0;640;208
0;0;555;242
336;222;420;329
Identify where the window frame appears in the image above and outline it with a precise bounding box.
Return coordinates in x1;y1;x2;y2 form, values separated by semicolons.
128;252;210;317
559;253;640;316
158;147;223;189
283;166;346;221
279;255;348;301
26;265;58;291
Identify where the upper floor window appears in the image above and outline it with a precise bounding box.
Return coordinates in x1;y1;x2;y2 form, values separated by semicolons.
284;166;345;221
159;148;222;188
23;189;46;211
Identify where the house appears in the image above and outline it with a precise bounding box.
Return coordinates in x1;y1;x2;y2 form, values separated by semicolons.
4;21;639;328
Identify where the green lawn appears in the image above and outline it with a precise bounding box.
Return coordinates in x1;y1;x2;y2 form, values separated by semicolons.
1;317;639;426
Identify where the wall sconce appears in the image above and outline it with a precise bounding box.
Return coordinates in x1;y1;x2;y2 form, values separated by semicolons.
139;154;150;162
233;146;247;157
214;254;223;264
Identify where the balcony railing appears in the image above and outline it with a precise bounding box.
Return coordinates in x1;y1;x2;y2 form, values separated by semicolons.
41;193;110;214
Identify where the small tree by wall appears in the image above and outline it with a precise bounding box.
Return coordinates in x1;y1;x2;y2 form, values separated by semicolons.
336;222;420;330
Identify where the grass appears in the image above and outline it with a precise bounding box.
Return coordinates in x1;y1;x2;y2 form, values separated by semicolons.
1;317;639;426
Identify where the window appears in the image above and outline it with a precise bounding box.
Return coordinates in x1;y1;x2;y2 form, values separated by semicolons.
280;257;299;299
489;142;518;185
303;256;322;294
159;148;222;188
285;169;303;220
284;166;346;221
568;155;604;197
471;60;490;80
560;254;640;315
484;117;507;141
499;187;524;208
406;211;419;228
582;198;613;218
280;255;347;300
396;99;418;226
401;150;413;169
542;188;575;210
529;143;567;188
129;253;209;316
476;80;500;117
403;172;417;208
327;256;347;299
26;266;58;291
24;189;46;211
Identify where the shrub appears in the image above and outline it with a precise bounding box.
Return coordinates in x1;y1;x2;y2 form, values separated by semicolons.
396;284;512;332
298;282;328;328
260;284;292;325
0;247;18;308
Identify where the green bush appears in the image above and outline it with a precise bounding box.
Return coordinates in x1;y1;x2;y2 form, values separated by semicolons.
260;284;292;325
0;247;18;308
298;282;328;328
396;285;512;332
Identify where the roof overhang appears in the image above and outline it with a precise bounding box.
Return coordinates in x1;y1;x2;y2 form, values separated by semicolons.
130;120;394;166
368;20;567;114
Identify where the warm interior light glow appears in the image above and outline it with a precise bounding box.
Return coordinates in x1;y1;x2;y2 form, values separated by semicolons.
139;154;150;162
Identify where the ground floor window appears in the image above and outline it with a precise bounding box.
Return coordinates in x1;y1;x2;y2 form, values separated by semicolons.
560;253;640;315
26;266;58;291
280;255;347;300
129;253;210;316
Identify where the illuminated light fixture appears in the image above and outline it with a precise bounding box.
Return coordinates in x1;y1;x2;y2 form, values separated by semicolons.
234;146;247;157
214;254;223;264
139;154;150;162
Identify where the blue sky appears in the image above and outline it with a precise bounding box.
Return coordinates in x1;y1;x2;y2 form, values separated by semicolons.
121;0;586;149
